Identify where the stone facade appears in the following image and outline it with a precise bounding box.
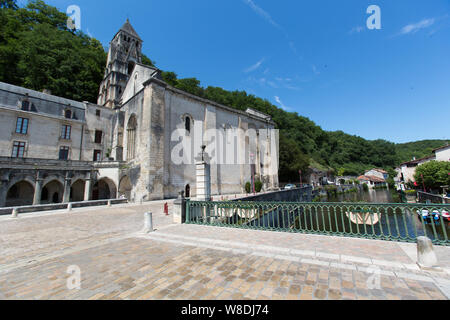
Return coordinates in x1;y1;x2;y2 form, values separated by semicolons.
0;20;279;208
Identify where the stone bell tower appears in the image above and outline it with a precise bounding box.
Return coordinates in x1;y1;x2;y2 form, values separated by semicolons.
98;19;143;108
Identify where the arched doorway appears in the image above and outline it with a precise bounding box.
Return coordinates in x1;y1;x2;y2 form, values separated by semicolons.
92;178;117;200
6;181;34;207
41;180;64;204
118;176;132;200
127;115;137;160
70;180;85;202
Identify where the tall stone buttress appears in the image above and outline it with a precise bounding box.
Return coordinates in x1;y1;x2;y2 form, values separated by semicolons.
97;19;143;108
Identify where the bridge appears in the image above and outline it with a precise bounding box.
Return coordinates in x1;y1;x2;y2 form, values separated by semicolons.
1;187;449;300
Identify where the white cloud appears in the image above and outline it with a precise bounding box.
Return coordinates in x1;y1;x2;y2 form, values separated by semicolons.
274;96;292;111
399;18;435;35
244;58;265;73
242;0;302;61
242;0;280;29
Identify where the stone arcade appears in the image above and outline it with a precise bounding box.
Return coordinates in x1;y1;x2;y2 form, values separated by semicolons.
0;20;279;208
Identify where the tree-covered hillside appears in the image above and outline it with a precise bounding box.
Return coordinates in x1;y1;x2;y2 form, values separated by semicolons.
395;140;448;164
0;0;447;182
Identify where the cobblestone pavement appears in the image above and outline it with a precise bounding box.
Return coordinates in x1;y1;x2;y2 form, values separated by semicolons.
0;203;449;300
0;201;174;266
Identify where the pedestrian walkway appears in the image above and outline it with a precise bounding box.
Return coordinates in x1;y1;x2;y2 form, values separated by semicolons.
0;202;448;300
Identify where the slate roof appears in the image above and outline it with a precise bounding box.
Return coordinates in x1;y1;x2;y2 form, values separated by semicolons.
433;145;450;153
357;175;386;183
400;155;436;166
117;19;142;41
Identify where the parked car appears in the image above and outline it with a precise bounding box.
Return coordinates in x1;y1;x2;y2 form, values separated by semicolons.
284;184;296;190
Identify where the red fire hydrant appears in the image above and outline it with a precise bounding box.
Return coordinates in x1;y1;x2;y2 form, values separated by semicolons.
164;203;169;216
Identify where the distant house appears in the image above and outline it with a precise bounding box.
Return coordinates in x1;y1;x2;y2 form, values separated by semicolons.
357;168;389;189
364;169;389;181
399;156;435;183
398;144;449;184
433;145;450;162
357;175;387;188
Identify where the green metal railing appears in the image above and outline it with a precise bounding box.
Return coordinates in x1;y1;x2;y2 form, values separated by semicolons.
186;201;450;246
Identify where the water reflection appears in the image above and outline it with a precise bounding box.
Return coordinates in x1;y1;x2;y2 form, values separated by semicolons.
324;189;399;204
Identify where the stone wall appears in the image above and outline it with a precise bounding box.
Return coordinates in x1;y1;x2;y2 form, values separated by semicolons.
0;198;128;216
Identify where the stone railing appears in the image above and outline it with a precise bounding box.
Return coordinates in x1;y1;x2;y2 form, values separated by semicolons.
418;191;449;204
0;198;128;216
0;157;93;169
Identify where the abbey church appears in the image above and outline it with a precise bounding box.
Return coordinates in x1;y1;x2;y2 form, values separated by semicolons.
0;20;279;208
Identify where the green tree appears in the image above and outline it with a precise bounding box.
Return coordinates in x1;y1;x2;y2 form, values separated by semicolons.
414;161;450;191
279;134;310;183
0;0;106;102
0;0;18;9
161;71;178;86
141;54;155;67
175;78;204;97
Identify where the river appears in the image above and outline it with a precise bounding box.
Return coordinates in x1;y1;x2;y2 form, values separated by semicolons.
320;188;400;203
248;189;449;244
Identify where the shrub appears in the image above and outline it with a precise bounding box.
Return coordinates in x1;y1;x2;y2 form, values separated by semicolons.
255;180;263;193
362;184;369;192
245;182;251;194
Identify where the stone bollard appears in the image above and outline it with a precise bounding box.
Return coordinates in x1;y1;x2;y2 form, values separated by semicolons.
417;236;438;269
143;212;154;233
107;200;112;207
11;208;18;218
173;191;186;224
67;203;73;212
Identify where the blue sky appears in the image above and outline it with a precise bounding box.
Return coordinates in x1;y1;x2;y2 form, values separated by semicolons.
20;0;450;143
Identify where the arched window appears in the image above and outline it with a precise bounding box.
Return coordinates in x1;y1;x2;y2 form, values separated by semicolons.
185;184;191;198
127;115;137;160
185;116;191;134
133;73;138;94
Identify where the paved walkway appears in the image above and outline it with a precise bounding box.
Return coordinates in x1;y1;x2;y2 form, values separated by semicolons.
0;203;449;300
